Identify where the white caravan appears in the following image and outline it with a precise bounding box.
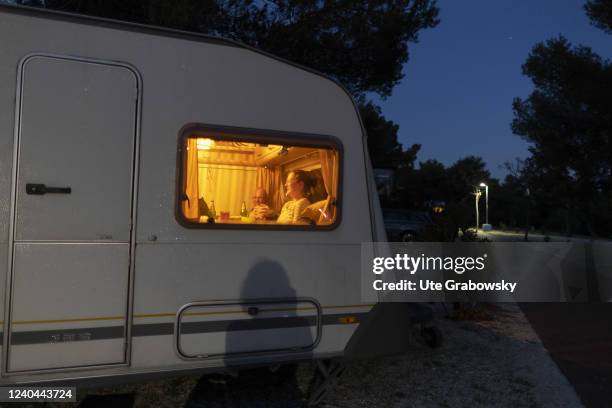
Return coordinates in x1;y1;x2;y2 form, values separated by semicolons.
0;4;410;390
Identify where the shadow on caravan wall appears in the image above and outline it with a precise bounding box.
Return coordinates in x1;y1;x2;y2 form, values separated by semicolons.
226;260;314;357
175;260;321;361
225;260;313;400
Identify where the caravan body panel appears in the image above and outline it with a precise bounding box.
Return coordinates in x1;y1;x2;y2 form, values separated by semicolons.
7;55;138;372
0;5;381;384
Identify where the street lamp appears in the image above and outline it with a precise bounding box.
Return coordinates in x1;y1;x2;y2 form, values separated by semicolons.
472;188;482;232
479;182;489;228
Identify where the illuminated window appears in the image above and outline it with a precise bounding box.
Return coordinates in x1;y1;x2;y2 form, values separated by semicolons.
177;126;341;229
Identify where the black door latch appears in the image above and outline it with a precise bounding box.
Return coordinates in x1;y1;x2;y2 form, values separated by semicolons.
26;183;72;195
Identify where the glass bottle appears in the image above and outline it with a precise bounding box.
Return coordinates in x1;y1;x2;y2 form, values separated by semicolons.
240;201;249;218
209;200;216;219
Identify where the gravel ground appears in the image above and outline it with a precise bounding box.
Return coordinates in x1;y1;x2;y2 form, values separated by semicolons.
321;303;583;408
65;303;582;408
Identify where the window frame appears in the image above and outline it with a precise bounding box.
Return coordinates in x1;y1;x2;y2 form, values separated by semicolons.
176;123;344;231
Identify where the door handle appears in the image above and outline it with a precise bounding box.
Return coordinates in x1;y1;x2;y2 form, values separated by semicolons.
26;183;71;195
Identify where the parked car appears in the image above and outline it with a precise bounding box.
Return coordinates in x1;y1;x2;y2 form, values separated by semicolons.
383;209;435;242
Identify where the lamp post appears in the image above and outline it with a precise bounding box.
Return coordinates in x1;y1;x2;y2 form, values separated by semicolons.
472;188;482;232
479;182;488;227
524;187;530;241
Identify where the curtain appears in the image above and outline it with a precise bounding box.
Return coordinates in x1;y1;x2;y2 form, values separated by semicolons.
200;165;257;215
271;168;285;212
256;166;284;212
319;149;339;224
256;166;272;197
182;138;199;220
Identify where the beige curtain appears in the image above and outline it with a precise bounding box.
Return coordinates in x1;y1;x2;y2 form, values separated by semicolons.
256;166;284;212
271;168;285;212
182;138;199;220
199;165;257;215
256;167;272;197
319;149;339;223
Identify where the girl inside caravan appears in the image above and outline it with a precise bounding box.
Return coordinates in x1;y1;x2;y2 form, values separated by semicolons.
277;170;315;224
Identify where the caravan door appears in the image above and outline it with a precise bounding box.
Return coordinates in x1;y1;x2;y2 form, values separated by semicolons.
6;55;138;372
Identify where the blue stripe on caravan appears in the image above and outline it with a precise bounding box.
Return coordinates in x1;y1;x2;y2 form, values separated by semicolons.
3;313;367;345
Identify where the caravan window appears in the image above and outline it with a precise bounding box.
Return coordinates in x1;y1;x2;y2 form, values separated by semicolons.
177;126;341;229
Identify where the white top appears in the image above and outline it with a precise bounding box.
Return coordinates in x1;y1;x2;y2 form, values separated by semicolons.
277;198;310;224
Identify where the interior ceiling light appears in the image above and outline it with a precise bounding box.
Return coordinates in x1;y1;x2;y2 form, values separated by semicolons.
197;138;215;150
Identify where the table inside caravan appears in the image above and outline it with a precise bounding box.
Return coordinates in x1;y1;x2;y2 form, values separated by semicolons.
198;216;309;226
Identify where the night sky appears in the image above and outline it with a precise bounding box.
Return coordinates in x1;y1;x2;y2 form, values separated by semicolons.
373;0;612;180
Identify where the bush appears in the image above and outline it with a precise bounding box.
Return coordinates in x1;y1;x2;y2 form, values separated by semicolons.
459;228;490;242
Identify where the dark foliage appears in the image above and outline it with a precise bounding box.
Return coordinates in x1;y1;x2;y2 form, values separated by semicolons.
585;0;612;34
361;101;420;169
511;36;612;236
41;0;439;101
390;156;494;234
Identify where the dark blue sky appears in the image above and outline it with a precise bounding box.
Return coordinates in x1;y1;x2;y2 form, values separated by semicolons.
373;0;612;180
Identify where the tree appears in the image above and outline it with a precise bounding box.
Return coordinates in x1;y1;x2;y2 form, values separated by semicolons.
442;156;492;232
361;101;420;169
492;162;531;230
415;159;448;200
392;156;493;211
1;0;45;5
585;0;612;34
512;36;612;235
44;0;439;100
446;156;491;203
